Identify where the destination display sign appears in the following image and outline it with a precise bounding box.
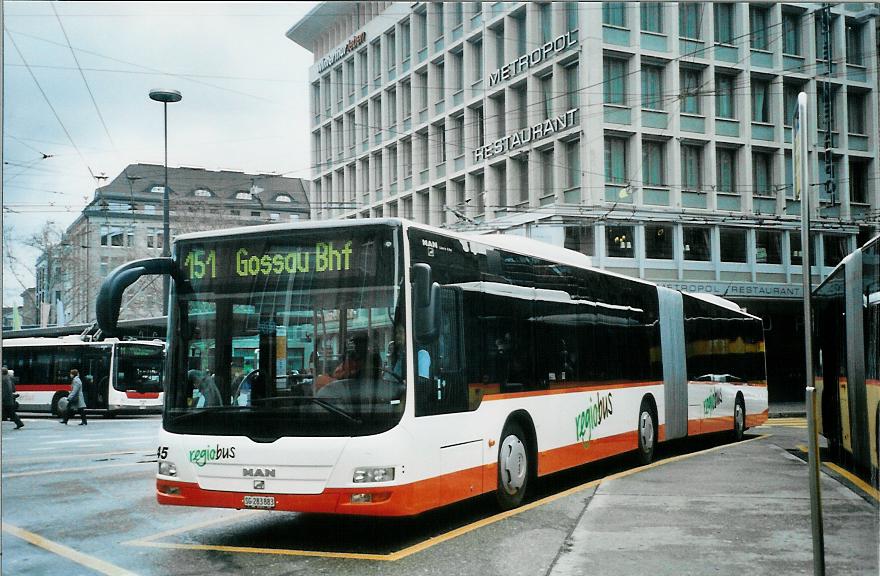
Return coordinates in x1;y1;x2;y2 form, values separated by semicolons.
177;232;380;293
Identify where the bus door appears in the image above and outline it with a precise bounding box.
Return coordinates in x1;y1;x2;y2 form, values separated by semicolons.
415;286;467;416
82;346;111;409
658;287;687;440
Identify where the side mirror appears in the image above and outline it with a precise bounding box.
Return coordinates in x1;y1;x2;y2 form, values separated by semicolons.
412;263;440;342
96;257;177;337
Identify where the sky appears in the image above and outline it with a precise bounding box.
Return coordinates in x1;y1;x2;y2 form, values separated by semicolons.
2;1;319;306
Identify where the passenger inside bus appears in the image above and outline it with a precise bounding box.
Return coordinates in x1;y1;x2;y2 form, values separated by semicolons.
188;369;221;407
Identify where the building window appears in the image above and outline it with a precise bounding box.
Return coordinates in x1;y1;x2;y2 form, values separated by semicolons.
849;160;868;204
683;227;711;261
564;225;595;256
471;39;483;83
565;63;579;110
715;73;736;119
541;148;554;197
515;13;526;54
782;12;800;55
146;227;163;250
720;228;747;263
566;139;582;189
680;67;702;114
235;191;253;200
193;188;211;197
475;106;485;148
540;2;553;43
604;137;627;184
750;6;769;50
714;3;734;44
100;225;125;247
783;84;801;126
603;56;627;105
641;3;662;33
845;21;863;65
817;86;835;132
150;186;165;194
716;147;736;194
847;92;866;134
540;75;553;119
606;224;635;258
386;31;397;74
823;235;848;267
645;224;673;259
680;144;702;191
756;230;782;264
679;3;702;40
751;79;770;123
642;140;665;187
494;24;505;69
815;16;834;60
791;232;815;267
401;20;411;64
603;2;626;28
752;152;773;196
274;194;291;203
641;64;664;110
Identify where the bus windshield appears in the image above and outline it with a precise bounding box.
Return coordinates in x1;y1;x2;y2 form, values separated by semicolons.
165;225;406;439
115;344;164;393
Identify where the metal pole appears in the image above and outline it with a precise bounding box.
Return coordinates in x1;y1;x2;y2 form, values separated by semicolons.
162;102;170;316
807;387;825;576
797;91;824;576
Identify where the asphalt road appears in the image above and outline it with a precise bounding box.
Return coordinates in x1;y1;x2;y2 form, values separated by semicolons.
1;414;877;576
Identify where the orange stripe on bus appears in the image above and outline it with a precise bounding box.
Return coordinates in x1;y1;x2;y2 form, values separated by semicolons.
482;381;663;402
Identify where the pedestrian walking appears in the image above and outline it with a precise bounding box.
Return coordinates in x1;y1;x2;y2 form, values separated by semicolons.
61;368;88;425
2;366;24;429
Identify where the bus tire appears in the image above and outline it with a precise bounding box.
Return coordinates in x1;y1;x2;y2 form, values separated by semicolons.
51;392;69;417
496;421;529;510
733;395;746;442
637;399;657;465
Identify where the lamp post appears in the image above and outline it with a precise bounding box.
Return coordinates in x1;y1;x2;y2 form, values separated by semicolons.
148;88;182;316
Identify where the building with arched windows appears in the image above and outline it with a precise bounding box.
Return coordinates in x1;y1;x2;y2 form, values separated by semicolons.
35;164;310;325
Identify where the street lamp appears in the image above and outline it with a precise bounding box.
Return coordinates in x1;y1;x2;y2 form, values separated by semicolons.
148;88;182;316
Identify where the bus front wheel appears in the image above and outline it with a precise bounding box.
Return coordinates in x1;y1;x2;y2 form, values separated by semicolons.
496;421;529;510
733;395;746;442
637;400;656;465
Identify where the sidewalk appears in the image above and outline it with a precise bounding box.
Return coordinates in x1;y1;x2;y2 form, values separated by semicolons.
548;433;878;576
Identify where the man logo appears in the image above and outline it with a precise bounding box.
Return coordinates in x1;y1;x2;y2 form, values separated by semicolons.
242;468;276;478
253;480;265;490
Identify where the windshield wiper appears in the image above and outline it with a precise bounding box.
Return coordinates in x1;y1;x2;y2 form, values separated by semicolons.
302;397;362;424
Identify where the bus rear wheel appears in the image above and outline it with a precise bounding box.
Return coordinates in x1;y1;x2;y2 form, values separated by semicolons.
637;400;656;465
733;396;746;442
51;392;68;417
496;421;529;510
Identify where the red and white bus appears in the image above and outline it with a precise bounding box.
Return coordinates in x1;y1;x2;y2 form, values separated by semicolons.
2;336;165;415
97;219;767;516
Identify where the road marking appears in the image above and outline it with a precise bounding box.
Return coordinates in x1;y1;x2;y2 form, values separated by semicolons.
2;461;152;479
2;522;140;576
764;418;807;428
823;462;880;503
794;446;878;503
126;434;770;561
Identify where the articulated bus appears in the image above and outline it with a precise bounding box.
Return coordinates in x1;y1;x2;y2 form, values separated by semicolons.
814;234;880;483
96;219;767;516
1;337;165;415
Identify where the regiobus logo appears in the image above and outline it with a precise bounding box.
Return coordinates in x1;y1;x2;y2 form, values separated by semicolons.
189;445;236;467
575;392;613;448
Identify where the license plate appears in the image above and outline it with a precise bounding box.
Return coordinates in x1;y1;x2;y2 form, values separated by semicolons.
243;495;275;509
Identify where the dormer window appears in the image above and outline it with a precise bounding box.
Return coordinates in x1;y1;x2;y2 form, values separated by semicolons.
150;186;165;194
235;191;253;200
194;188;212;197
274;194;292;203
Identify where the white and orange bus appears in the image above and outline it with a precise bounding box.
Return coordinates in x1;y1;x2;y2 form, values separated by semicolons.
96;219;767;516
1;336;164;415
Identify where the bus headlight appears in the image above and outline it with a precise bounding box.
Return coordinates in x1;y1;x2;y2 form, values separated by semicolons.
158;461;177;477
352;467;395;483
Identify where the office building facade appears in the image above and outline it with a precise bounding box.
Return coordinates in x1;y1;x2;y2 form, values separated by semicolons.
288;2;879;400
